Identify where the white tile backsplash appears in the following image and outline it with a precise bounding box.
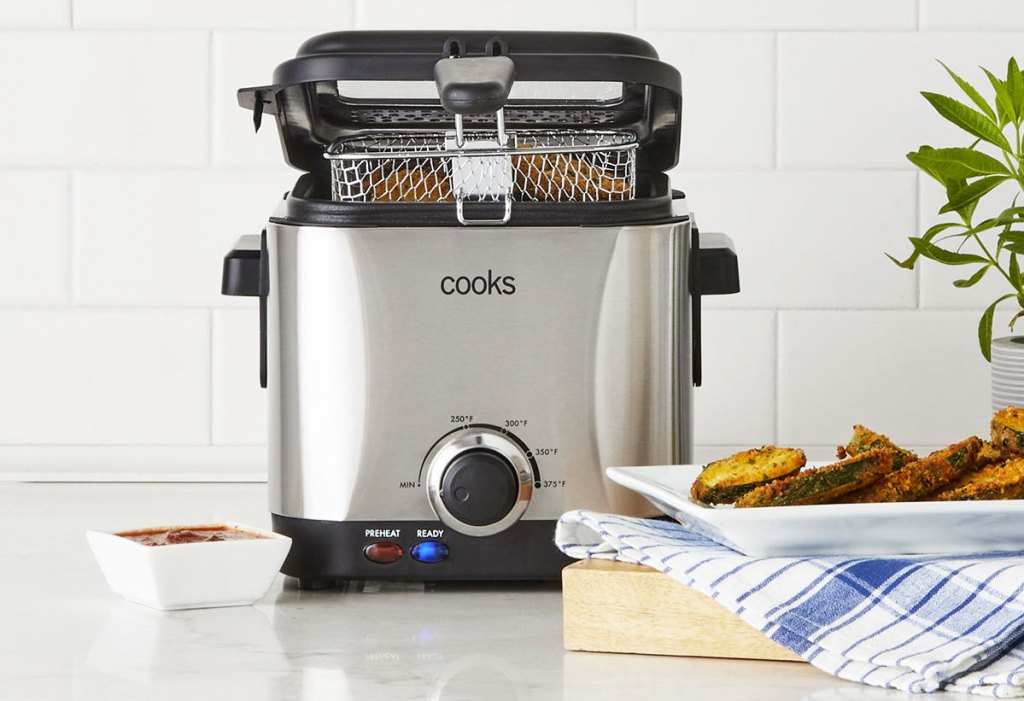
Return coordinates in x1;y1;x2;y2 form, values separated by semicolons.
0;1;69;27
73;0;353;29
779;311;991;448
354;0;636;30
639;32;775;169
0;171;69;306
778;33;1024;168
73;170;290;307
679;171;918;309
639;0;916;31
0;310;210;445
920;0;1024;30
212;309;267;445
0;14;1018;478
0;32;209;167
693;311;776;446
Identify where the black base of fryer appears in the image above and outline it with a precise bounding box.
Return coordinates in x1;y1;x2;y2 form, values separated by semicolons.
272;514;572;582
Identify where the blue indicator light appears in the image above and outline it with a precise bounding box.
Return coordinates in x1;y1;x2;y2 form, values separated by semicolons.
411;541;450;564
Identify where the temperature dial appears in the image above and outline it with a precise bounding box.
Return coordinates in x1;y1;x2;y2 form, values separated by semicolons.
424;427;534;536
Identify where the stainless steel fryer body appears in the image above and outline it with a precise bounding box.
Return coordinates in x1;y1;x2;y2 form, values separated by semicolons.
265;216;694;525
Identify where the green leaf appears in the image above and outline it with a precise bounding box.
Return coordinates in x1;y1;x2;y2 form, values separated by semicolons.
939;60;998;123
1008;57;1024;121
939;175;1009;214
999;198;1024;256
945;178;980;223
906;146;1010;179
983;68;1015;127
886;221;963;268
967;217;1009;237
907;146;951;186
1003;241;1024;254
979;294;1016;362
909;236;989;265
996;206;1024;224
998;229;1024;243
921;91;1011;150
953;264;991;288
1012;253;1021;286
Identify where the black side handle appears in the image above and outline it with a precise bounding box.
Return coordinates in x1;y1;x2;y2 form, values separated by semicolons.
698;232;740;295
433;55;516;115
690;229;740;387
221;233;269;389
222;234;262;296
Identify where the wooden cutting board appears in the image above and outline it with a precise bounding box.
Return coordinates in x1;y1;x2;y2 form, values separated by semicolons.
562;559;804;662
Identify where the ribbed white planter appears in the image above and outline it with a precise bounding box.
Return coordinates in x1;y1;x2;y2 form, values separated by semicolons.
992;336;1024;413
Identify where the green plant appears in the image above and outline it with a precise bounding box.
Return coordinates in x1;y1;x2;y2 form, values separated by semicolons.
890;58;1024;361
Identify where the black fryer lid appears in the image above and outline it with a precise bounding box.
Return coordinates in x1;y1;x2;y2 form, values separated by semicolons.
295;31;660;59
238;30;682;176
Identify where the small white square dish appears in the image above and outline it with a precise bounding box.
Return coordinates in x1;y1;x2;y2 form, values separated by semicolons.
86;523;291;610
606;464;1024;557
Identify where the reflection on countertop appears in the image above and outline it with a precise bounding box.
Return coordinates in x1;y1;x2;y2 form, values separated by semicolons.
0;483;965;700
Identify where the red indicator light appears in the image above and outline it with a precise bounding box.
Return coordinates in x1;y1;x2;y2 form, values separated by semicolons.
363;541;403;564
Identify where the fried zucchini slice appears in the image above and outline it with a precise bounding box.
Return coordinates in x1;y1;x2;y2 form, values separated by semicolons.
690;446;805;505
840;424;918;470
844;436;981;503
977;440;1006;468
992;407;1024;456
932;458;1024;501
937;441;1002;495
735;449;894;508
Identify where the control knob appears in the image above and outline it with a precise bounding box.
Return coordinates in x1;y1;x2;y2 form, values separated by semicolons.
424;427;533;536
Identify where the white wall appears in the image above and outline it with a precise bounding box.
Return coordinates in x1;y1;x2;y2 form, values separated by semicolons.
0;0;1016;479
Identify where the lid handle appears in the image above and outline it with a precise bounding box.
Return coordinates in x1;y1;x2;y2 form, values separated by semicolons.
433;55;516;115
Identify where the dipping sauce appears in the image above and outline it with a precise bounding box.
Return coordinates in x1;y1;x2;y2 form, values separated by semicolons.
116;526;268;547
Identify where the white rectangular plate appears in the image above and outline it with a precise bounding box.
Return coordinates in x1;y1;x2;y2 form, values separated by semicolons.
606;464;1024;557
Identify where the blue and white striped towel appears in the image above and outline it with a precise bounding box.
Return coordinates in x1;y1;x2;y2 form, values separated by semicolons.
556;509;1024;697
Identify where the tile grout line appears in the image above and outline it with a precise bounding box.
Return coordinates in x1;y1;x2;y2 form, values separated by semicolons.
208;309;215;447
772;31;780;169
773;309;781;444
206;30;215;168
67;171;77;306
915;171;922;309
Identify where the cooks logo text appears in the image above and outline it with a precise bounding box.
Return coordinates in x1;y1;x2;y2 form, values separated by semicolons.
440;270;516;296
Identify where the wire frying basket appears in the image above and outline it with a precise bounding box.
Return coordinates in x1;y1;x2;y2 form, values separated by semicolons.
325;129;638;224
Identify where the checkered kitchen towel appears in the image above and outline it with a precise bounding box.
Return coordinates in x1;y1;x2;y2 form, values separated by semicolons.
556;510;1024;697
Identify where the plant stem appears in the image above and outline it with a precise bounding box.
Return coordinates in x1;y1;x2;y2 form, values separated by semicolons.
972;230;1018;289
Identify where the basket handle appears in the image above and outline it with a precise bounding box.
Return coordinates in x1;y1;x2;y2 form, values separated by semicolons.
433;56;516;116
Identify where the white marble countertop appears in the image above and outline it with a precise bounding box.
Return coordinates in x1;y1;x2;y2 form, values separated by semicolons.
0;483;966;700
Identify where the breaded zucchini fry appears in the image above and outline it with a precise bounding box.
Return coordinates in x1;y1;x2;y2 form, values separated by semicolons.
935;440;1003;496
690;446;805;505
838;424;918;470
992;407;1024;456
933;458;1024;501
735;449;894;508
977;440;1005;468
844;436;981;503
